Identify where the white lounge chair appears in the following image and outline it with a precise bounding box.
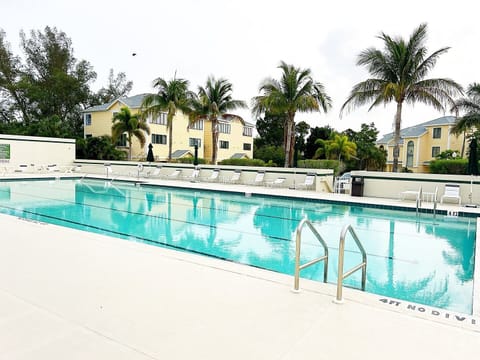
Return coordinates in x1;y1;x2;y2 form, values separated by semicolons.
222;170;242;184
296;173;316;190
46;164;60;172
266;177;286;188
183;168;200;181
164;169;182;180
248;171;265;186
400;186;422;201
441;183;461;205
144;165;163;178
200;169;220;182
14;164;29;173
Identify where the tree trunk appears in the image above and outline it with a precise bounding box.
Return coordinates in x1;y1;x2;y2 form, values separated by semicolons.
167;102;175;161
128;134;132;160
392;102;403;172
212;116;218;165
284;113;295;167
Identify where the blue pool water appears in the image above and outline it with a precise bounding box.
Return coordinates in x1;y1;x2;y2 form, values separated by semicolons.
0;178;476;314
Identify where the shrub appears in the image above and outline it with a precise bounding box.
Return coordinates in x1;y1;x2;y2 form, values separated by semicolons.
298;159;340;173
176;157;207;164
429;159;467;174
218;158;267;166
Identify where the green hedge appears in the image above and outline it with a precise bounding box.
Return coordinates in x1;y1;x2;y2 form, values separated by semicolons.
429;159;468;174
297;159;340;173
176;157;207;164
218;158;267;166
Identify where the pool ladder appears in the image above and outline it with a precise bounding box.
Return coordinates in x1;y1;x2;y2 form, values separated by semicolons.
416;186;439;219
293;218;367;303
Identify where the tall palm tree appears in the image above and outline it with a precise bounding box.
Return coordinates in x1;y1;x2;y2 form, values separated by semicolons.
112;106;150;160
451;83;480;157
252;61;332;167
190;76;247;165
340;23;463;172
141;75;194;161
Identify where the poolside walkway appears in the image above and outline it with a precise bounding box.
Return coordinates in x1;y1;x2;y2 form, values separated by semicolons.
1;175;480;359
1;215;480;358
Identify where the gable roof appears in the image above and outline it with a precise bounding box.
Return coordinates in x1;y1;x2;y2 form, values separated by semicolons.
84;94;149;112
230;153;249;159
376;116;456;145
171;149;193;159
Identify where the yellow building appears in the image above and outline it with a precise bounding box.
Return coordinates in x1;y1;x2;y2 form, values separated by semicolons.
377;116;464;173
83;94;254;162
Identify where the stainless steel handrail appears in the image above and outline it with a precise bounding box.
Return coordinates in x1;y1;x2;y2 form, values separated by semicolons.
416;186;423;216
433;186;438;220
293;218;329;292
334;224;367;303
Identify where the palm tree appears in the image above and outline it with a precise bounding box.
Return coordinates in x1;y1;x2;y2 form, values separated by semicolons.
141;75;194;161
112;106;150;160
340;23;463;172
190;76;247;165
327;134;357;161
451;83;480;157
252;61;332;167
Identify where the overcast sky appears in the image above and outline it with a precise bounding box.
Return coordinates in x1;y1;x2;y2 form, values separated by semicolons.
1;0;478;136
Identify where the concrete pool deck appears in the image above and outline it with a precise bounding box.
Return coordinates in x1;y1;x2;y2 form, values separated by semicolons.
1;175;480;359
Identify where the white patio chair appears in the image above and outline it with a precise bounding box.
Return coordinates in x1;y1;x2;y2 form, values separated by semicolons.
266;177;286;188
163;169;182;180
222;170;242;184
248;171;266;186
183;168;200;181
200;168;220;182
441;183;461;205
144;165;163;178
296;173;316;190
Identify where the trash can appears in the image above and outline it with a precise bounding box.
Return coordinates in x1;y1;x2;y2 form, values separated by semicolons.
351;176;364;197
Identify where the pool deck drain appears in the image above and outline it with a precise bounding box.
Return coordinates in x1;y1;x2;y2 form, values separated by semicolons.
1;176;480;359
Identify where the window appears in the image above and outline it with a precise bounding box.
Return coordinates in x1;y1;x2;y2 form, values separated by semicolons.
116;133;127;147
406;141;414;167
150;113;167;125
243;127;252;137
189;138;201;147
84;113;92;126
433;127;442;139
189;119;204;130
243;143;251;151
85;134;92;138
152;134;167;144
219;140;229;149
432;146;441;157
218;122;231;134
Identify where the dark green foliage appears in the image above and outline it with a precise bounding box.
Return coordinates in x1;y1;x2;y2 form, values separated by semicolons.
76;136;126;160
254;112;285;147
343;123;386;171
252;145;284;167
305;126;335;159
429;159;467;174
435;149;461;159
218;158;267;167
298;159;340;172
0;26;96;138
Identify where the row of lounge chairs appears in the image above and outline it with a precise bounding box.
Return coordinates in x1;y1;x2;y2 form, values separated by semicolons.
115;165;316;190
1;164;81;175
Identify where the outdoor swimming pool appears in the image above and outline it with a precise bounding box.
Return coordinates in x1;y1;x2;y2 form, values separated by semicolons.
0;178;476;314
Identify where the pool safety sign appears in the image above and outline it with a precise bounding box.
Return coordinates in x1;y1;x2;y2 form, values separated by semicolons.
379;298;478;327
0;144;10;162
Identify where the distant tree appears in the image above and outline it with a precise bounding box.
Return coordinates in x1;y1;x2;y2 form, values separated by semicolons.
0;27;96;138
344;123;385;170
295;120;310;156
451;83;480;157
252;61;331;167
112;106;150;160
341;23;463;172
95;69;133;104
191;76;247;164
254;111;285;147
76;135;126;160
305;125;335;159
141;75;194;160
325;134;357;161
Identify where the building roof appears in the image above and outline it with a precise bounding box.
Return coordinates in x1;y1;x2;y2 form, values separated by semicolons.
171;150;193;159
231;153;249;159
84;94;149;112
376;116;456;145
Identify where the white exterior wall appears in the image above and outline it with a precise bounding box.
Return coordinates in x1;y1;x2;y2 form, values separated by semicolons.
0;134;76;167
